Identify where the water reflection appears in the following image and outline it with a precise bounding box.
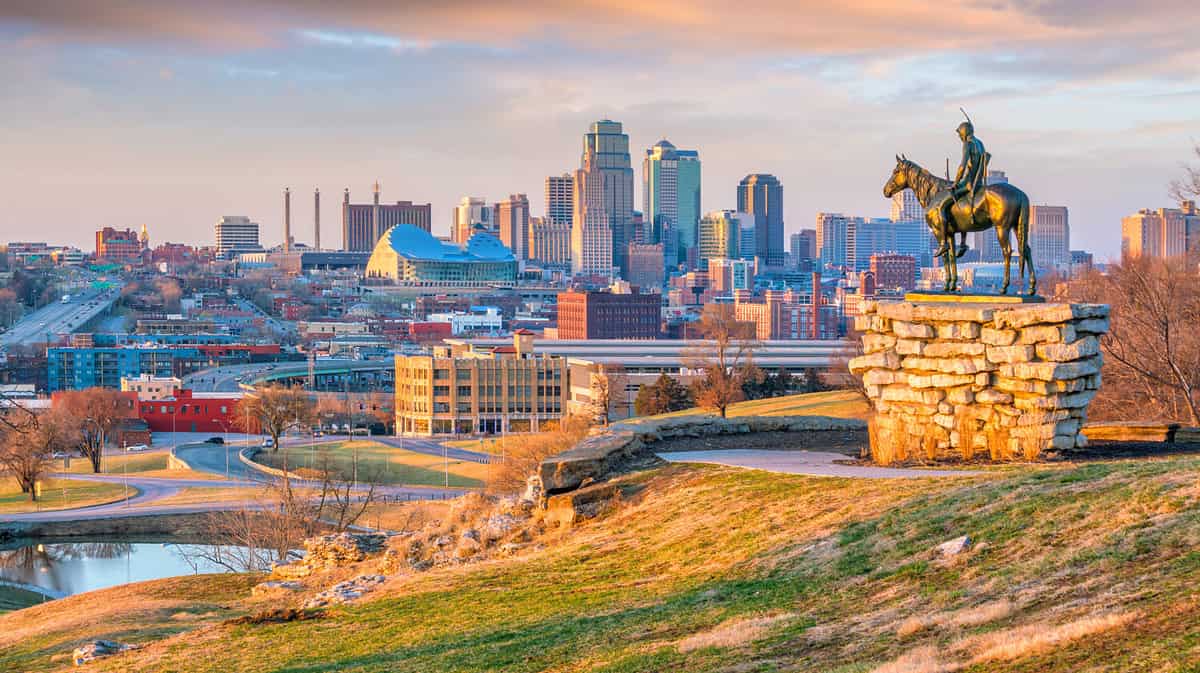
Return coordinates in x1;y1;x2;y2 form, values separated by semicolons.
0;539;242;597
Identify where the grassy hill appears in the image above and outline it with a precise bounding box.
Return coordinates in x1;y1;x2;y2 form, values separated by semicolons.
4;442;1200;671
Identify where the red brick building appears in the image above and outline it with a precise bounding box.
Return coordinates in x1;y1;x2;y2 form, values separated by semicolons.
136;389;244;433
556;287;661;339
95;227;144;262
869;253;917;291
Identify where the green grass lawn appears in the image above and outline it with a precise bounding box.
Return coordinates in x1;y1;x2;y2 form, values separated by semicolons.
7;454;1200;671
632;389;869;423
256;440;487;488
61;451;168;475
0;585;48;613
0;477;130;514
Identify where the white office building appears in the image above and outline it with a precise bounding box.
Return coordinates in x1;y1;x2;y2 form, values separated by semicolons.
214;216;262;259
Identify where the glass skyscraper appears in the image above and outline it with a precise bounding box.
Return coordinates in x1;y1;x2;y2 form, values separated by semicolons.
643;139;701;270
737;174;784;266
579;120;634;277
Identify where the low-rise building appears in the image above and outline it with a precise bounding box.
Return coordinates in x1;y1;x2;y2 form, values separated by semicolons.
120;374;182;400
556;285;661;339
394;332;567;436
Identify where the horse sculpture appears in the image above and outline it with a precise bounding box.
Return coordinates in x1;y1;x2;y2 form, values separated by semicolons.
883;155;1036;295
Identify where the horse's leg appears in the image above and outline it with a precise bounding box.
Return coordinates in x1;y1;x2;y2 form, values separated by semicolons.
997;224;1012;294
948;231;959;292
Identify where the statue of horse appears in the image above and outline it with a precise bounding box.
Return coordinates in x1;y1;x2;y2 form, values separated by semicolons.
883;155;1036;295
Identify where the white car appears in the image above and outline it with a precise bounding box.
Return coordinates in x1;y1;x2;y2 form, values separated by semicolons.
125;444;151;452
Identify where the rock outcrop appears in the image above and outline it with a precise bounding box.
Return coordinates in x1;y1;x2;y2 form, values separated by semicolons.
850;300;1110;463
272;532;387;579
73;640;137;666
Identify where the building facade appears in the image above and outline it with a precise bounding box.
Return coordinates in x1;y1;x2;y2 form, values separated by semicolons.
120;374;183;400
1121;201;1199;260
626;242;666;290
342;184;433;251
737;174;785;266
214;216;262;259
1029;205;1070;270
48;346;193;391
579;120;634;277
556;287;661;339
496;193;530;261
890;189;923;223
790;229;817;266
394;334;567;435
545;174;574;226
869;253;917;291
571;154;614;277
698;210;741;264
95;227;144;262
643;139;701;269
528;216;571;266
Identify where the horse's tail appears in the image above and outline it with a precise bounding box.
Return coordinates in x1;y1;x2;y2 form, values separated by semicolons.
1017;193;1030;279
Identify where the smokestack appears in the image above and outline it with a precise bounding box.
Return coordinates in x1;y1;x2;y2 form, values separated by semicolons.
373;180;380;205
283;187;291;254
314;188;321;250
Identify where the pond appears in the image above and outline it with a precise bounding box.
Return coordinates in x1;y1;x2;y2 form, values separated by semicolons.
0;538;262;601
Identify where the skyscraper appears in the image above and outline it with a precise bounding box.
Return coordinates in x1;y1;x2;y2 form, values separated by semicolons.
1029;205;1069;270
790;229;817;266
453;197;493;243
342;183;432;251
643;139;701;269
571;155;613;277
737;174;784;266
496;194;530;260
579;120;634;277
545;174;574;226
1121;204;1190;260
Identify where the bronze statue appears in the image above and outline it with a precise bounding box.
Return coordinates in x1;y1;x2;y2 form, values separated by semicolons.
883;115;1035;295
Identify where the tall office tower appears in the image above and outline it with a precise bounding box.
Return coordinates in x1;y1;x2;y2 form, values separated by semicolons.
528;216;571;266
453;196;493;243
496;194;530;260
214;216;261;259
891;189;923;223
571;158;614;277
790;229;817;265
579;120;634;277
283;187;291;253
815;212;853;269
545;174;574;226
737;174;785;265
313;188;321;250
643;139;701;269
341;183;433;251
1029;205;1069;269
698;210;741;264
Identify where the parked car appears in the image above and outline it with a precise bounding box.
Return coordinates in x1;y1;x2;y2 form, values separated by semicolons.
261;437;275;448
204;436;225;444
125;444;150;452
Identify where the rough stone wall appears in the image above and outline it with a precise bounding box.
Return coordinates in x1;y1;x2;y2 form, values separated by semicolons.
848;301;1110;463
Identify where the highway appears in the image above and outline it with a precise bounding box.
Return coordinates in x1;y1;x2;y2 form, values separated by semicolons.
183;359;393;392
0;286;122;347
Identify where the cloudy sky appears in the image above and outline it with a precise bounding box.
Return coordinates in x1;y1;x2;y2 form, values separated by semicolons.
3;1;1199;259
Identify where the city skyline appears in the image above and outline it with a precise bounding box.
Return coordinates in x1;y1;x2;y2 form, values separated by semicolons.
5;3;1200;259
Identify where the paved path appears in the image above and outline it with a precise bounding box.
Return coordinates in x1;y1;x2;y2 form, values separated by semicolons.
375;437;493;464
657;449;983;479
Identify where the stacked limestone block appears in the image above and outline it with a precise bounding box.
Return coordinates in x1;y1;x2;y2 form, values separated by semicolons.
848;300;1110;463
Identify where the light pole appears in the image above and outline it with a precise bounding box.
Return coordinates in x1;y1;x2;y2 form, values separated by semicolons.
122;440;129;507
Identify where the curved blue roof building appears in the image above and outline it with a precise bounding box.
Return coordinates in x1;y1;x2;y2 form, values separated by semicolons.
364;224;517;284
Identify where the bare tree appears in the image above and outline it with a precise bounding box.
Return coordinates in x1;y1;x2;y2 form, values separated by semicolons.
1068;256;1200;425
684;304;760;418
56;388;129;473
589;364;628;425
0;408;78;501
1170;143;1200;204
236;386;315;452
484;413;591;494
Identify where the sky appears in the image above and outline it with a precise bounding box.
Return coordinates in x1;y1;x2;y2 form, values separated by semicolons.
3;1;1200;260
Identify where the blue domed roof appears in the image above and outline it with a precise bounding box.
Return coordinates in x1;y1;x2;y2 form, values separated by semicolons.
380;224;514;262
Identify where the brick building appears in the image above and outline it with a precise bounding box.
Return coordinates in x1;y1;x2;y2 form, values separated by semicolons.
869;253;917;291
556;286;661;339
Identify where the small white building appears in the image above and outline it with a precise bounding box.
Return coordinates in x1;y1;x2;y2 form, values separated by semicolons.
120;374;182;401
427;306;503;336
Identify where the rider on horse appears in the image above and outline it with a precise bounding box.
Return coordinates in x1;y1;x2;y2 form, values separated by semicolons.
934;116;990;259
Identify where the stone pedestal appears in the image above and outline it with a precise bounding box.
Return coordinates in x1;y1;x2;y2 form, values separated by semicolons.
849;300;1110;463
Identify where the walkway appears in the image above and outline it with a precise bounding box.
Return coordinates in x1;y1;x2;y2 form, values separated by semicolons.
656;449;983;479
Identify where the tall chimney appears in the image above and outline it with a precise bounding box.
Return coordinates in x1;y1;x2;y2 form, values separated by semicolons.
314;188;321;250
373;180;380;205
283;187;291;253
